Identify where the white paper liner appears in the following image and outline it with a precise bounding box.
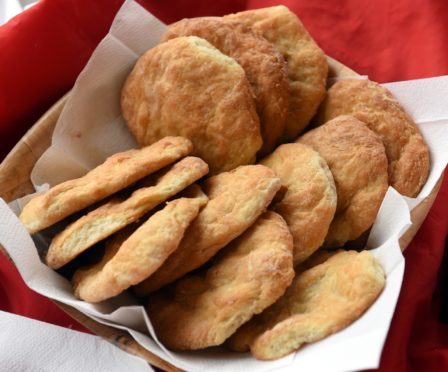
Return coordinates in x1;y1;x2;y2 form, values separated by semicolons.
1;1;448;371
0;310;153;372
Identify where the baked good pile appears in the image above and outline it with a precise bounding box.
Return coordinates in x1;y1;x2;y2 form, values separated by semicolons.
19;5;430;361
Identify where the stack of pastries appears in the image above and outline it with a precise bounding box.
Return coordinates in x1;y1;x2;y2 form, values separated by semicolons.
20;5;430;361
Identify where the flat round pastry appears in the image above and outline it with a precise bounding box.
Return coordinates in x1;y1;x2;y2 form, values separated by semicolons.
227;250;385;360
226;5;328;141
162;17;289;156
296;248;342;273
314;78;430;197
121;36;262;174
72;187;208;303
148;211;294;350
46;157;208;269
297;115;388;247
260;143;337;265
20;136;192;234
134;164;281;296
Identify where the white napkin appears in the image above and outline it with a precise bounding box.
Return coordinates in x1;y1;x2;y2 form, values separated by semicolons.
0;0;22;25
0;310;153;372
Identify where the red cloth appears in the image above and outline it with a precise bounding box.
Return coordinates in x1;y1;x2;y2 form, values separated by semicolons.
1;0;447;370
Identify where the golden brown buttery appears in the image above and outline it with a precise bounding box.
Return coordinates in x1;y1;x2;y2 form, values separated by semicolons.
314;78;430;197
226;5;328;140
298;116;388;247
148;211;294;350
134;164;281;296
228;250;385;360
72;188;208;303
46;157;208;269
20;137;192;233
121;36;262;174
163;17;289;156
260;143;337;265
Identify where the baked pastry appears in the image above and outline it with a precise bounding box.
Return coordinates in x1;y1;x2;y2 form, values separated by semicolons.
260;143;337;265
227;250;385;360
46;156;208;269
20;137;192;233
298;115;388;247
162;17;289;156
72;186;207;303
226;5;328;140
314;78;430;197
296;248;342;273
134;164;281;296
121;36;262;174
148;211;294;349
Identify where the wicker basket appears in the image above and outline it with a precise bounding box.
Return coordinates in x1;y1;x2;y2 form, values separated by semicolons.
0;58;442;371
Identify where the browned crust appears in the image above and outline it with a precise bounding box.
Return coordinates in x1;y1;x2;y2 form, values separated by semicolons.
314;78;430;197
228;250;385;360
226;5;328;140
134;164;281;296
20;137;192;233
298;115;389;247
148;211;294;350
46;157;208;269
260;143;337;265
72;189;208;303
163;17;289;156
121;36;262;174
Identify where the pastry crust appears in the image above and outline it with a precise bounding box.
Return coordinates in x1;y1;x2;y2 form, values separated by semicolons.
134;164;281;296
148;211;294;350
226;5;328;141
260;143;337;265
314;78;430;197
72;187;208;303
298;115;388;247
20;136;192;233
228;250;385;360
121;36;262;174
163;17;289;156
46;157;208;269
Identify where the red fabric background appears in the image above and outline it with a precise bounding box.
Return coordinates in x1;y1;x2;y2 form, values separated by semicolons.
1;0;447;370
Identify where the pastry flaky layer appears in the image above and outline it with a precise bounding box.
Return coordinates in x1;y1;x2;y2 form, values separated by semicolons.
260;143;337;265
46;156;208;269
148;211;294;350
163;17;289;156
226;5;328;141
72;186;208;303
20;136;192;234
227;250;385;360
134;164;281;296
121;36;262;174
314;78;430;197
298;115;389;247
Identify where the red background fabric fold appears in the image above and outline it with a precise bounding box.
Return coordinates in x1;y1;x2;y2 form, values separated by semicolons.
1;1;447;370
